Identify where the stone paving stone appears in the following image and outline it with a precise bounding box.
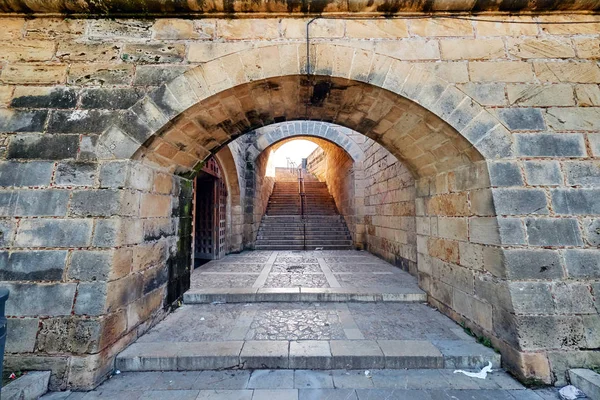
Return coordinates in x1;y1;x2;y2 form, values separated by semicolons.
348;303;462;341
437;370;499;390
331;370;375;389
378;340;444;369
241;341;289;368
191;273;258;288
247;306;344;340
247;370;295;389
432;340;501;369
200;263;266;273
140;390;199;399
299;389;359;399
330;340;385;369
136;305;243;342
195;389;253;399
294;370;334;389
356;389;434;399
428;389;516;399
252;389;299;400
150;371;201;390
369;370;409;388
95;372;162;391
404;370;451;390
192;370;250;389
289;340;332;369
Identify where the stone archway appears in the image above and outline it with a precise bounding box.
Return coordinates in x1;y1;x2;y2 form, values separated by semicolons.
91;44;561;384
248;121;365;162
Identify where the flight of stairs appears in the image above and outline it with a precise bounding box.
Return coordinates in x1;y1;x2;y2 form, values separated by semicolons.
255;178;353;250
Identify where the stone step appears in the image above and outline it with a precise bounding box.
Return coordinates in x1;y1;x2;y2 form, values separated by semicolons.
254;244;353;250
184;288;426;303
116;339;500;372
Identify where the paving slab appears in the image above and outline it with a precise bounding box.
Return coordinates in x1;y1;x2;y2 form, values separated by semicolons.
240;341;289;369
186;250;426;303
294;370;334;389
247;370;295;389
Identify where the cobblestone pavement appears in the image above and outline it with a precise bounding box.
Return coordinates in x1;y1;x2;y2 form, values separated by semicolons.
42;370;566;399
190;250;422;292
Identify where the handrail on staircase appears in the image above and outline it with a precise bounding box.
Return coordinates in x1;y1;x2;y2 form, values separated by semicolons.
297;167;307;250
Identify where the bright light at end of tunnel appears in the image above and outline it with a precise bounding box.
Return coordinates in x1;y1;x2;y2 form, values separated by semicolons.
265;140;320;177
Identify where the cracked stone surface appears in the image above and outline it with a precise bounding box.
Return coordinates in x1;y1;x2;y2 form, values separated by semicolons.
190;273;258;288
348;303;464;340
247;306;344;340
271;263;322;273
275;256;319;263
199;263;265;273
264;272;330;288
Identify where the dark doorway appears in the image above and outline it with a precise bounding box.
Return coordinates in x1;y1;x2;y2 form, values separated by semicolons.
193;157;227;268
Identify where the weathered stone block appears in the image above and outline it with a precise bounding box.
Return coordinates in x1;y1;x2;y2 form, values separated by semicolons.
74;282;108;316
98;161;129;188
70;189;138;217
56;42;121;62
576;84;600;106
504;249;564;280
133;65;190;86
581;316;600;348
564;250;600;279
517;315;586;350
122;44;185;64
6;317;39;353
507;83;575;107
0;161;54;187
492;188;548;215
153;19;200;39
498;218;526;245
68;64;134;86
0;250;67;281
4;283;76;316
552;189;600;215
141;194;171;218
0;189;69;217
15;219;93;247
11;86;77;109
468;217;500;245
7;134;79;160
47;110;113;134
515;133;586;157
457;83;507;106
68;250;112;281
439;38;505;60
81;88;145;110
545;107;600;131
469;61;535;83
97;126;140;159
106;273;143;312
507;38;575;59
54;162;97;186
489;161;523;187
36;317;101;354
564;162;600;186
523;161;563;185
496;108;545;131
88;19;153;39
25;18;85;40
0;109;48;132
526;218;583;246
1;64;67;84
582;219;600;246
552;282;596;314
0;220;15;247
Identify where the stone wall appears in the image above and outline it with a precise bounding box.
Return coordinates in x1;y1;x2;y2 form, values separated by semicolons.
0;14;598;388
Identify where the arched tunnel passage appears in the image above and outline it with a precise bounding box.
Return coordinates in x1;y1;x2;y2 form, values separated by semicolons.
95;68;540;382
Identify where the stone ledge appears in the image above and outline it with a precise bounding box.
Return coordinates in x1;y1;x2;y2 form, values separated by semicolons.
569;369;600;400
2;371;50;400
0;0;599;15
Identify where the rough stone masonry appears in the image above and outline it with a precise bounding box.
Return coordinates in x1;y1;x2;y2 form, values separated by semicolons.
0;0;598;390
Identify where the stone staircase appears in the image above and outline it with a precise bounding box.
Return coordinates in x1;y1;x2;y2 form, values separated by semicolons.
116;250;502;378
255;179;353;250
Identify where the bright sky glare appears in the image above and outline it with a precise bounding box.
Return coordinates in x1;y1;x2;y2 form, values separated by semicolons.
270;140;319;167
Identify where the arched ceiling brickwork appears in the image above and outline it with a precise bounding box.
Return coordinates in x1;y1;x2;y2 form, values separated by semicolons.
248;121;364;162
97;44;507;179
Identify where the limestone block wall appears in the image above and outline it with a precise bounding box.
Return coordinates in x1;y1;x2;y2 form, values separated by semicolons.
0;14;598;388
361;139;417;273
2;159;191;389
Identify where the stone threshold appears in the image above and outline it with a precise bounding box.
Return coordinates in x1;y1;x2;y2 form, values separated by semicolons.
116;339;500;372
183;287;427;304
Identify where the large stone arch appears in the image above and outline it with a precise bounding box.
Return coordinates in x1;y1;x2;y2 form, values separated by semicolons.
94;44;550;381
247;121;365;162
